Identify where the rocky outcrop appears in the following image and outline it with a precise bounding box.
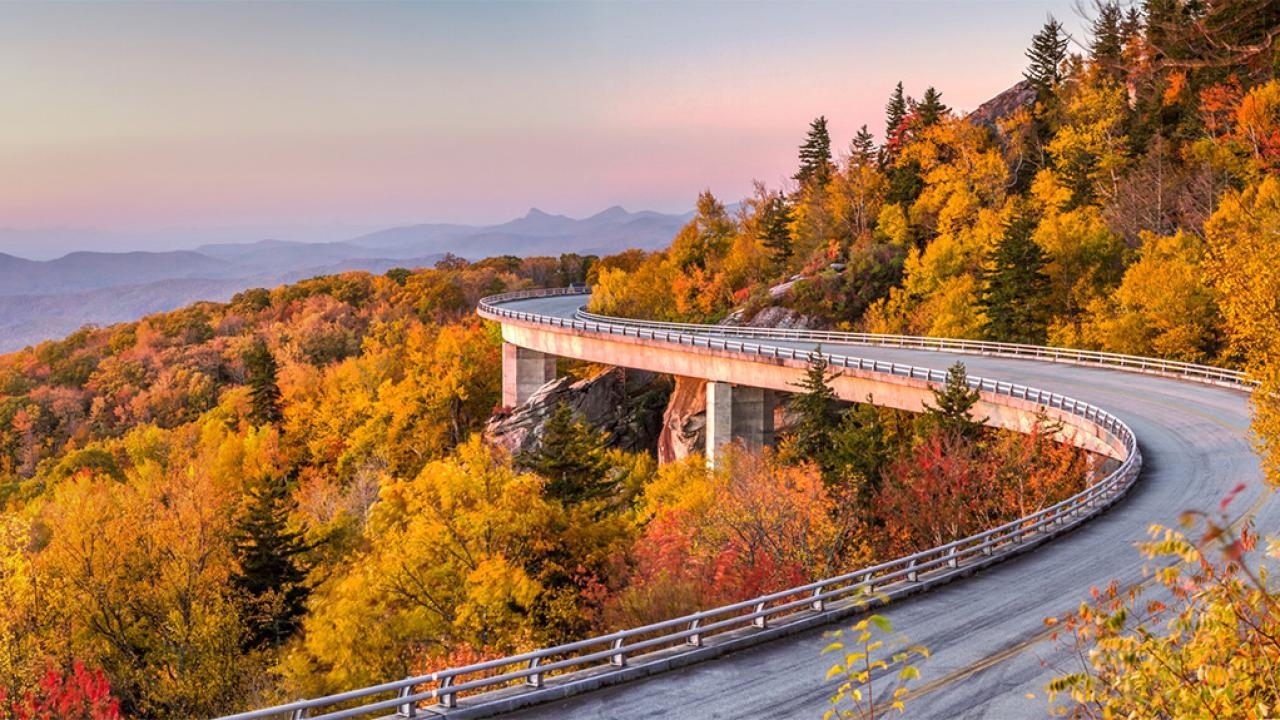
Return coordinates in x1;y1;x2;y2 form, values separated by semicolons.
743;305;817;330
485;366;671;458
966;79;1037;131
657;376;707;465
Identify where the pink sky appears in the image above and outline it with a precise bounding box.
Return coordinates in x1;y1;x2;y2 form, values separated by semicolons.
0;1;1086;242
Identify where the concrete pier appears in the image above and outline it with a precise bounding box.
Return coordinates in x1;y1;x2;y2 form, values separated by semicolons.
502;343;557;408
705;382;775;467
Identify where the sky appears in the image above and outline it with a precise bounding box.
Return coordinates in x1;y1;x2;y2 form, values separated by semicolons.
0;0;1089;254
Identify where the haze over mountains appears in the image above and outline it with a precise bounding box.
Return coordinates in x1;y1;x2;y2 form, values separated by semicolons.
0;206;691;352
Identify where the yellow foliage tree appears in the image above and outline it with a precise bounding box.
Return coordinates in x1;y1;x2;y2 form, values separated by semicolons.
1205;176;1280;486
1081;231;1221;362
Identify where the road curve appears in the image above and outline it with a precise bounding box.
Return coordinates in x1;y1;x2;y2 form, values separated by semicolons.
493;293;1269;720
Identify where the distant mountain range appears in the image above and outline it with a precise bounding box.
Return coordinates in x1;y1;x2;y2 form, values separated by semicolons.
0;206;692;352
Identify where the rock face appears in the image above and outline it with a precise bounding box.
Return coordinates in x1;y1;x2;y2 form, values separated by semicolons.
966;79;1037;130
485;366;671;458
657;376;707;465
743;305;817;330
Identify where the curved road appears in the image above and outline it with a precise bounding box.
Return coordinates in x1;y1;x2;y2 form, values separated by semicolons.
490;294;1268;719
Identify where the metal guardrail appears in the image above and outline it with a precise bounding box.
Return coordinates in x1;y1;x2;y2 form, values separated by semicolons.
225;285;1198;720
572;307;1253;390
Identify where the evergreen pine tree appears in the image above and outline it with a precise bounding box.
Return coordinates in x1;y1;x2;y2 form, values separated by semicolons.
849;124;877;167
758;192;794;269
244;339;283;425
828;400;893;505
784;349;841;476
1025;16;1070;100
1121;6;1143;47
923;362;985;440
980;202;1051;345
916;87;949;127
884;81;908;147
1090;2;1126;73
519;402;613;506
233;477;310;649
794;116;834;189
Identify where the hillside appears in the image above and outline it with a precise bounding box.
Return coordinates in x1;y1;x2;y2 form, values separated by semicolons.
0;206;688;352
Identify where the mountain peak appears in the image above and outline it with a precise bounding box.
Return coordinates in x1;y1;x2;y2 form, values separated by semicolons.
525;207;552;219
589;205;630;220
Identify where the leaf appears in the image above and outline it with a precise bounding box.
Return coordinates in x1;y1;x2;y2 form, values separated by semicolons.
870;614;893;634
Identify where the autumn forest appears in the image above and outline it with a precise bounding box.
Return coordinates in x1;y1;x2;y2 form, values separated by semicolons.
4;1;1280;717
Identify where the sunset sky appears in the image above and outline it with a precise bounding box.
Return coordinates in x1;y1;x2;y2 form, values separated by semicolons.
0;0;1085;252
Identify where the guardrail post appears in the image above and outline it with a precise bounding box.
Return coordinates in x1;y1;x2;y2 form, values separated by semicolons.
610;637;627;667
291;707;308;720
752;602;768;629
686;619;703;647
525;657;544;688
906;559;919;582
947;547;959;568
437;676;456;709
396;681;418;717
811;587;826;612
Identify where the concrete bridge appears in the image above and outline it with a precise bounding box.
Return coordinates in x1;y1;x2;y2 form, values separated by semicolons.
225;287;1269;720
496;290;1131;467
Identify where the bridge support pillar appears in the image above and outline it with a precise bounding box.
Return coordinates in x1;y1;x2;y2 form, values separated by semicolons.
502;343;557;408
706;382;775;468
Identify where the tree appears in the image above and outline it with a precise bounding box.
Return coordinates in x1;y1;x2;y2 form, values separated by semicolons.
1025;16;1069;100
827;401;899;506
757;191;794;269
916;87;949;127
518;403;613;506
922;361;984;439
795;116;834;189
2;661;123;720
1051;509;1280;717
1082;230;1221;362
1090;2;1125;76
1204;176;1280;487
610;448;848;627
243;340;283;425
980;202;1051;345
782;350;841;477
884;82;908;155
849;124;877;167
232;477;311;649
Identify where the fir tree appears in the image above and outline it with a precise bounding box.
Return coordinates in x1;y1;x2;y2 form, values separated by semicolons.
916;87;949;127
758;192;794;268
1121;6;1143;47
850;124;877;167
794;116;833;189
1090;2;1126;73
233;477;310;649
828;400;893;505
1025;16;1070;100
884;81;908;148
784;349;842;476
519;402;613;506
980;202;1051;345
244;339;283;425
923;362;985;440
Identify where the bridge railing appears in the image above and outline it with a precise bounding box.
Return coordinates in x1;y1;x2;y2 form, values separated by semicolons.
571;307;1252;390
226;286;1153;720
